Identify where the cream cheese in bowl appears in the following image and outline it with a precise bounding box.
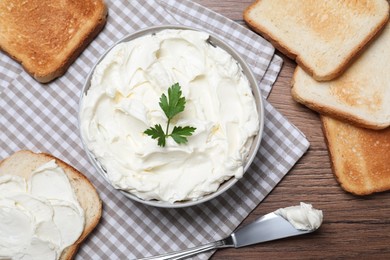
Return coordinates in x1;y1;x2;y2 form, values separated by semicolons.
79;25;264;207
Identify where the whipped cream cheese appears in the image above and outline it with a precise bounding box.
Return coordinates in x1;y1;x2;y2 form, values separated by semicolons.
274;202;323;231
80;29;259;203
0;160;85;259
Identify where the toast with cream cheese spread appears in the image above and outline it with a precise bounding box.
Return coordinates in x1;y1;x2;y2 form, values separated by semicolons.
0;150;102;259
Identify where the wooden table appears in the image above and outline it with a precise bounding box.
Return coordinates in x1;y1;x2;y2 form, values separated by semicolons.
194;1;390;259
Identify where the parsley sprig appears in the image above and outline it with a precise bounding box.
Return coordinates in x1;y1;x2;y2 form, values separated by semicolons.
144;83;196;147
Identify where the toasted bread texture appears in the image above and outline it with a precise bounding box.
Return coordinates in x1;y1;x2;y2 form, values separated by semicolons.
322;116;390;196
0;150;102;260
0;0;107;83
244;0;389;81
292;22;390;130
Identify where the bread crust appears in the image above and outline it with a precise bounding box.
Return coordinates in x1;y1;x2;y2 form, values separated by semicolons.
291;19;390;130
0;0;108;83
291;69;390;130
0;150;102;260
243;0;390;81
321;116;390;196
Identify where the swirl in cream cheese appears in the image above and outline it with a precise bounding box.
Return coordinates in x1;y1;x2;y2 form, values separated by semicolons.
80;29;259;203
0;160;85;259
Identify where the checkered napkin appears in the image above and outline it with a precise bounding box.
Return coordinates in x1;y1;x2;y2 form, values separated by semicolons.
0;0;309;259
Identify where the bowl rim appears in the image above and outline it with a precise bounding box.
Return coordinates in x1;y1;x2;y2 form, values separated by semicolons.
78;24;265;208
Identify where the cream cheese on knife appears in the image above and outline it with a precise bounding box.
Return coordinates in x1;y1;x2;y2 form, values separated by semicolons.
274;202;323;231
80;29;259;203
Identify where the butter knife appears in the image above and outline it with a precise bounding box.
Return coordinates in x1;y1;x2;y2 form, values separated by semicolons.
140;212;317;260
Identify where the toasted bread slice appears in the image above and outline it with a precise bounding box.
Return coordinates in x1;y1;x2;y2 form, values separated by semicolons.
292;22;390;130
0;0;107;83
322;116;390;195
0;150;102;259
244;0;389;81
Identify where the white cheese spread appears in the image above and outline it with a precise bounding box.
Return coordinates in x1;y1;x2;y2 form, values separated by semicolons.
80;29;259;203
0;160;85;259
274;202;323;231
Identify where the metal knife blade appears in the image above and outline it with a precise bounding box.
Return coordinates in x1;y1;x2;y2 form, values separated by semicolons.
231;212;312;247
140;212;316;259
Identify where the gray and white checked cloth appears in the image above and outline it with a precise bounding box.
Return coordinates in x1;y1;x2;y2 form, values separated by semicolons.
0;0;309;259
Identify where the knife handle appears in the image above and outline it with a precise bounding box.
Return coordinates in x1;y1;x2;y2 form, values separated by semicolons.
139;236;234;260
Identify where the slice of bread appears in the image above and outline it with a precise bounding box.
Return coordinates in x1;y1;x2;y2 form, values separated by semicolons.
0;0;107;83
244;0;389;81
292;22;390;130
322;116;390;196
0;150;102;259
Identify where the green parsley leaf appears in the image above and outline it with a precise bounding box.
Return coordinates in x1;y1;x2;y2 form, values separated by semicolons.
170;126;197;144
144;83;196;147
159;83;186;119
144;124;166;147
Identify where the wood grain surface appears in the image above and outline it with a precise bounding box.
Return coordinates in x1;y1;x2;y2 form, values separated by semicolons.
193;1;390;259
